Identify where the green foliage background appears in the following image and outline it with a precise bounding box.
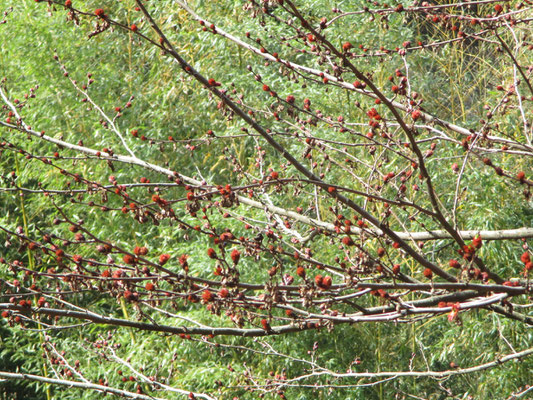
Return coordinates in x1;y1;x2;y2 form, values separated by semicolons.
1;0;532;399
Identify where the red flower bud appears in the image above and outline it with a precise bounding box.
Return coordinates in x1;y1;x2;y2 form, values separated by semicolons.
449;259;461;269
342;41;353;51
230;249;241;264
260;318;270;330
159;253;171;265
342;236;354;246
202;290;213;302
94;8;106;18
123;254;135;265
207;248;217;259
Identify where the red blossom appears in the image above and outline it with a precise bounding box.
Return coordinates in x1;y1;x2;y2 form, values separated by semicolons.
411;109;422;121
321;276;332;289
230;249;241;264
342;236;354;246
472;235;482;249
207;248;217;259
179;254;189;267
159;253;171;265
94;8;106;18
202;290;213;302
123;254;135;265
449;259;461;269
260;318;270;330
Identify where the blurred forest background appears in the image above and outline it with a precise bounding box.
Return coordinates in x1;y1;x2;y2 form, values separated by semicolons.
1;0;532;399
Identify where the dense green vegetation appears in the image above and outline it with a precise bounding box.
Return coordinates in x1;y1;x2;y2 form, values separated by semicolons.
1;0;532;399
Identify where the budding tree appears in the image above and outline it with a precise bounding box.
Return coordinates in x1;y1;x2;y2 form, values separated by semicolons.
1;0;532;399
